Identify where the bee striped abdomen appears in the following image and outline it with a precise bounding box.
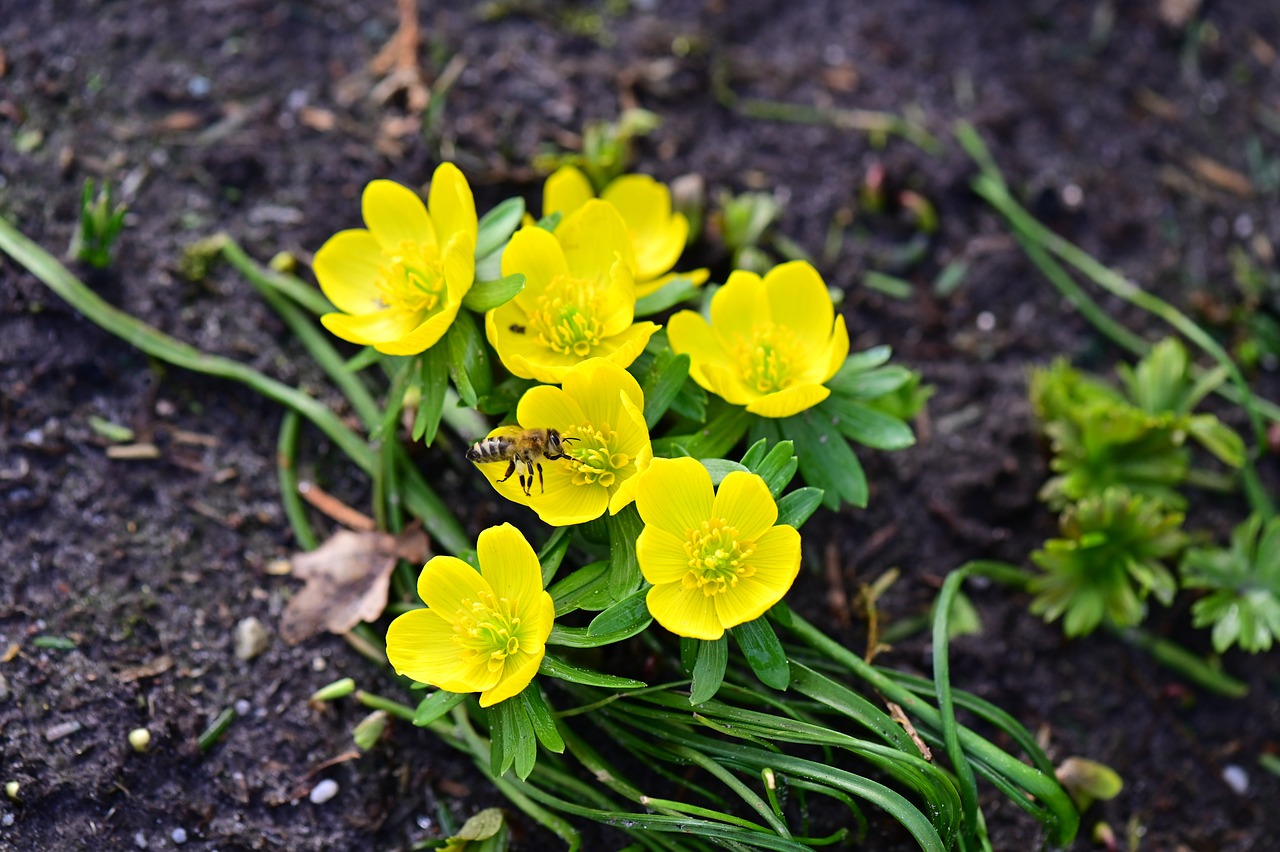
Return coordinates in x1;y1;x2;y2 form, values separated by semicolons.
466;436;515;463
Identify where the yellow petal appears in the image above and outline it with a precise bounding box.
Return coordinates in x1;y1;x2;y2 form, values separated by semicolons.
502;226;569;307
312;229;385;315
322;307;420;348
635;266;709;300
745;384;829;418
699;361;759;407
710;270;766;341
637;527;692;585
763;261;833;346
609;444;652;514
477;523;543;608
602;176;686;281
416;555;491;619
427;162;478;245
527;468;610;526
714;525;800;630
597;257;638;337
362;180;436;253
668;310;731;378
374;303;462;356
386;608;496;692
543;165;594;217
480;646;543;707
562;359;640;434
712;471;777;541
636;457;713;538
822;314;850;383
590;321;660;374
558;199;636;281
442;230;477;301
517;385;588;433
647;582;723;640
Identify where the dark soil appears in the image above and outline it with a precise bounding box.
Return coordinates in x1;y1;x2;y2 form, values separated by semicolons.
3;1;1279;850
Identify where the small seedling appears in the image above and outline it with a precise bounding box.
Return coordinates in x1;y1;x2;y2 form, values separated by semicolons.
68;178;127;269
1181;512;1280;653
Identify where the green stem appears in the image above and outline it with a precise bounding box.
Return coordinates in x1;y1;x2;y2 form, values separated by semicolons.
276;410;319;550
1111;627;1249;698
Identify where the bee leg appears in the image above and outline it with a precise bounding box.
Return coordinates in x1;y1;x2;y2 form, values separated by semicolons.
537;461;545;493
521;460;533;496
497;460;517;484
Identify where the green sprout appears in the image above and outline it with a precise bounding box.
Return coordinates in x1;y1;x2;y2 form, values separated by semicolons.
715;189;782;274
1030;338;1244;509
1180;513;1280;653
532;108;660;192
68;178;127;268
1030;487;1187;637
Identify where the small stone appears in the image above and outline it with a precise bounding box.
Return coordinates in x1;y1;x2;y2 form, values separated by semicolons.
4;780;18;800
170;827;187;845
1223;764;1248;795
133;830;149;849
309;778;339;804
0;672;9;702
233;699;251;716
233;617;269;661
2;812;14;827
128;728;151;752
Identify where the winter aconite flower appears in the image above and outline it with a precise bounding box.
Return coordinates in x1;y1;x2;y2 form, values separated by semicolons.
635;457;801;640
667;261;849;418
543;165;706;298
313;164;477;355
487;200;658;383
385;524;554;707
472;359;653;526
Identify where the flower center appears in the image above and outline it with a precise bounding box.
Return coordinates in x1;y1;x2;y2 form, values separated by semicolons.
452;592;526;672
732;324;799;394
528;274;605;357
682;517;756;597
563;424;630;490
376;239;446;316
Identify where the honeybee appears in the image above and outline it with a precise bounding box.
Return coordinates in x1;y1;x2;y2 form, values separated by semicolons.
466;428;579;496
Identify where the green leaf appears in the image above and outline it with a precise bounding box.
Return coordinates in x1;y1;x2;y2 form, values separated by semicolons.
641;351;691;429
820;395;916;450
654;404;751;459
606;505;644;600
516;687;565;754
829;365;914;400
549;560;609;615
539;654;646;688
536;211;562;232
546;618;652;649
863;270;914;300
444;310;492;407
411;347;449;445
589;586;651;636
462;273;525;313
701;458;750;484
787;409;868;509
488;697;519;776
635;275;699;316
476;375;537;417
451;807;506;842
537;528;574;588
690;636;728;704
475;197;526;258
413;690;467;726
342;345;383;373
732;618;790;689
776;487;824;528
738;437;769;469
751;439;799;497
1186;414;1246;468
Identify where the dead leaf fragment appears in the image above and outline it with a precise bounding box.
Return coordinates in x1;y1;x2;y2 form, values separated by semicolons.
1186;155;1254;198
280;528;430;645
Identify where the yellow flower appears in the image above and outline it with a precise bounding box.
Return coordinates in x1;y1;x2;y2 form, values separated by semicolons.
544;165;707;298
313;164;477;355
473;359;653;526
667;261;849;418
486;200;659;383
636;457;801;640
385;523;554;707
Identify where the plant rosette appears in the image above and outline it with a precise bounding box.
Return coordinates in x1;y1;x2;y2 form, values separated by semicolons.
471;358;653;526
313;165;478;356
543;165;708;298
486;199;659;383
635;456;801;640
667;260;849;418
386;523;554;707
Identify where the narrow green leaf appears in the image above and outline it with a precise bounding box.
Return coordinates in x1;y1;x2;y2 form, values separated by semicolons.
517;687;565;754
475;196;526;258
461;273;525;313
821;396;915;450
863;270;914;299
539;654;646;688
342;345;383;373
932;260;969;297
606;505;643;600
536;211;562;231
739;437;770;469
537;528;574;588
753;439;798;497
701;458;750;484
829;365;914;399
413;690;467;726
635;275;699;316
690;636;729;704
545;619;652;649
588;586;651;636
732;618;790;689
444;310;492;407
411;347;449;445
776;487;824;528
641;351;691;429
788;409;868;509
549;560;609;615
655;405;751;459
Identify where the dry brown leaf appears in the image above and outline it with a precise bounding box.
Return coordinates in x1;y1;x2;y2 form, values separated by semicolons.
280;528;430;645
1186;154;1254;198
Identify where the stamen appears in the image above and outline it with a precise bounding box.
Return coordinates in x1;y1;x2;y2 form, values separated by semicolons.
376;239;447;315
682;518;756;597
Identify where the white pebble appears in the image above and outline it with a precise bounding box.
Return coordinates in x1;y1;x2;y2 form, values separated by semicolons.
1222;764;1248;795
233;699;251;717
976;311;996;332
309;778;339;804
233;617;269;661
133;830;148;848
2;813;14;827
170;827;187;844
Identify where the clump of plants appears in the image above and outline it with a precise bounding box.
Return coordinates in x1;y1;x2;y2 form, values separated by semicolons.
3;143;1086;848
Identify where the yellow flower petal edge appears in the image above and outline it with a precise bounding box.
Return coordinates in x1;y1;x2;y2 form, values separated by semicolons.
314;163;478;356
386;523;554;707
668;260;849;418
470;359;653;526
636;458;802;639
488;202;658;383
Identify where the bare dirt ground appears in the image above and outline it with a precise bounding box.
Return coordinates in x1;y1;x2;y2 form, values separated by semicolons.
2;1;1279;849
